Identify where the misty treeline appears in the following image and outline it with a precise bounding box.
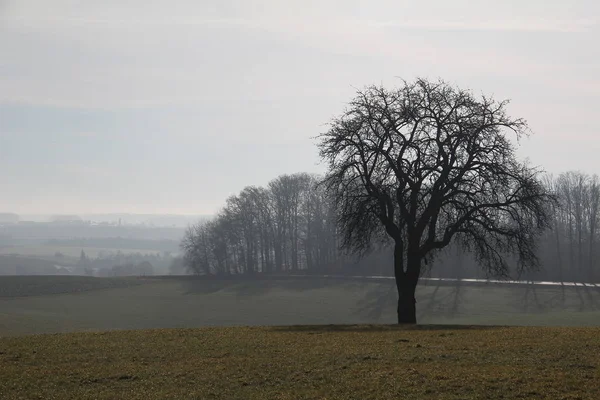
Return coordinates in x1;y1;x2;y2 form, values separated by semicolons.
181;171;600;283
181;173;339;275
76;250;175;277
537;172;600;282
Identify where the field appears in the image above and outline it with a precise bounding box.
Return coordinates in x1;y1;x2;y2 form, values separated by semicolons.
1;276;599;399
1;276;599;336
0;245;162;260
1;325;599;399
0;275;142;298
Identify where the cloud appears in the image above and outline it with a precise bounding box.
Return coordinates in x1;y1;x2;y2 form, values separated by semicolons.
2;8;593;109
367;18;598;33
1;1;599;214
5;11;597;33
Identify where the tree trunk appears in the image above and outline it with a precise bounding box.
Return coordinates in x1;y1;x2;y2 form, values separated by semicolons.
394;244;419;324
397;285;417;324
555;216;563;282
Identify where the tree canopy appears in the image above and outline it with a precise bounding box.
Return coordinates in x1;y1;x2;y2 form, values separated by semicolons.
318;78;554;322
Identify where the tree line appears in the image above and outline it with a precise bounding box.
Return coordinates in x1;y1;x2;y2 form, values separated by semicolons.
537;172;599;282
180;170;599;283
181;173;338;276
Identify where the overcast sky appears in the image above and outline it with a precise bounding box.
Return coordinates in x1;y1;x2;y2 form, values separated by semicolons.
1;1;598;215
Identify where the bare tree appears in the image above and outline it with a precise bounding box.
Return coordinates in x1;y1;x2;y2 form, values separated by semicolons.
180;222;213;275
586;175;600;280
269;173;313;271
542;174;564;281
180;172;342;277
318;78;554;324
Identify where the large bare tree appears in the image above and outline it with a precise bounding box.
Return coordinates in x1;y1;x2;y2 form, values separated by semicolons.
318;78;554;324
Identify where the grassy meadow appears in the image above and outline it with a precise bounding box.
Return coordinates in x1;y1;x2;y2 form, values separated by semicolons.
1;325;599;399
0;276;599;336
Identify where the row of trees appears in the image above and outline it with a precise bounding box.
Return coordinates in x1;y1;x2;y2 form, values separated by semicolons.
181;173;339;276
538;172;600;282
181;171;599;283
77;249;175;275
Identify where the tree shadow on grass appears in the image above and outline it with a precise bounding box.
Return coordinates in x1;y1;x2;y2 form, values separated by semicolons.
419;281;443;318
353;280;469;322
520;282;546;313
417;281;467;320
579;283;600;310
270;324;503;333
533;283;567;311
572;282;600;311
449;281;465;317
354;282;396;321
515;281;600;314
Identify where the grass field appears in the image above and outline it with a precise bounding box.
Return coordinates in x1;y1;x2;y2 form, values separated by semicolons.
1;276;599;336
0;275;142;298
1;325;599;399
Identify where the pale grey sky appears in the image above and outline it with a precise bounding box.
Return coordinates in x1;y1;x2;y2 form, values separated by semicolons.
1;1;598;215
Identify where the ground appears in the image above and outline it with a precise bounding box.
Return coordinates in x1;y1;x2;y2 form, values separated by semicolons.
1;276;599;399
0;276;599;336
1;325;599;399
0;275;142;298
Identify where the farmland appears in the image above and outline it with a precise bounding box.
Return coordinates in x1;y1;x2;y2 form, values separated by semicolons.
1;276;599;399
1;276;599;337
1;325;599;399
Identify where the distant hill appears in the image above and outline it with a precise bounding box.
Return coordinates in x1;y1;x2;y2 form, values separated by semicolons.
0;224;187;241
13;213;212;228
82;214;212;227
0;213;19;224
0;255;72;276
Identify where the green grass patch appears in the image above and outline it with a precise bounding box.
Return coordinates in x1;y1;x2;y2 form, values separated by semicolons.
1;325;599;399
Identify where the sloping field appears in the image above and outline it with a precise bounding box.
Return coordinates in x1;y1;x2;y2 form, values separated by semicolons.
1;325;599;399
0;275;142;298
0;276;599;336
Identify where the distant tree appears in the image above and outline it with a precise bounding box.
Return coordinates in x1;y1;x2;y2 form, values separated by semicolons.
168;256;187;275
586;175;600;280
180;172;342;276
541;174;564;281
268;173;313;271
549;171;600;282
78;250;89;267
318;78;554;323
136;261;154;276
180;222;213;275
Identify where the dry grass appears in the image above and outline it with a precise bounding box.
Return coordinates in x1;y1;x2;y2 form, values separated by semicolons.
1;325;599;399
